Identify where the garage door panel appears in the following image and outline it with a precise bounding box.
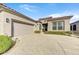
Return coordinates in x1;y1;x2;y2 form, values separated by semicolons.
13;22;33;37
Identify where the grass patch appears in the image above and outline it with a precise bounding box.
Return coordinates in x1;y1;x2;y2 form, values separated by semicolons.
44;31;72;36
34;31;41;33
0;35;14;54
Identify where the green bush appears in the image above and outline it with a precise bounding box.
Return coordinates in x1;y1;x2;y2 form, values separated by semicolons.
66;31;72;34
0;35;13;54
64;31;72;36
34;31;41;33
44;31;72;36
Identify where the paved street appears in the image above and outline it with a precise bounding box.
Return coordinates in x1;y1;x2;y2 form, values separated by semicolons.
4;34;79;55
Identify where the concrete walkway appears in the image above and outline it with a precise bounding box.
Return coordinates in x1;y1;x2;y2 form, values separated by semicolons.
4;34;79;55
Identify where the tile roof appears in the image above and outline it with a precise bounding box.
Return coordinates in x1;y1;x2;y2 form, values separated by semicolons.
39;16;73;21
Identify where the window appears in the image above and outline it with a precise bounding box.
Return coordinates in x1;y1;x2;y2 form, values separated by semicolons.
52;21;64;30
58;22;64;30
6;18;10;23
53;22;57;30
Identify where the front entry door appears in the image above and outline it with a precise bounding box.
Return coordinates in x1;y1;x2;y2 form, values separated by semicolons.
42;23;48;31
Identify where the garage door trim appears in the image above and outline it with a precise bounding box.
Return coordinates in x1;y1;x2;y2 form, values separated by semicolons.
11;19;34;37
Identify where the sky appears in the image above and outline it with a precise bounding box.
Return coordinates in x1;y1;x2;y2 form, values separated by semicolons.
5;3;79;23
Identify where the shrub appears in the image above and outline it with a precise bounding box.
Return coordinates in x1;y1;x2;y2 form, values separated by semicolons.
64;31;72;36
34;31;41;33
0;35;13;54
44;31;72;36
65;31;72;34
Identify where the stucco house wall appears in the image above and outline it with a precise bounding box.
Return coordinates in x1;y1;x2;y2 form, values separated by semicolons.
0;4;36;37
1;11;35;36
48;21;52;31
0;12;5;35
64;19;70;31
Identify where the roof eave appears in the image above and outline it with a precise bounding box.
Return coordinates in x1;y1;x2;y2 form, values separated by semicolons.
0;3;36;22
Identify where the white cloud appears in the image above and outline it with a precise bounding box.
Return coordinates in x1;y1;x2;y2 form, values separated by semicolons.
49;11;73;17
20;4;38;12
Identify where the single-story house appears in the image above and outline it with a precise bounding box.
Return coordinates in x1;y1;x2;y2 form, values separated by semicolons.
0;4;75;38
0;4;36;37
35;16;73;32
70;20;79;35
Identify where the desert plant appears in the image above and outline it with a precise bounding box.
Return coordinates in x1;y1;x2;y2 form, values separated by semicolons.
34;31;41;33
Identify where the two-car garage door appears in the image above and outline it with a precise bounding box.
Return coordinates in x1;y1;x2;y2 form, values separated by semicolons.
12;22;34;37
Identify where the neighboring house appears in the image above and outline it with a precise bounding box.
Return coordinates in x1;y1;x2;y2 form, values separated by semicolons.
35;16;73;32
0;4;36;37
70;20;79;34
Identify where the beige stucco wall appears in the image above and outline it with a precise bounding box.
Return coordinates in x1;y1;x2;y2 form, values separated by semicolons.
64;19;70;31
48;21;52;31
0;11;35;36
0;12;5;35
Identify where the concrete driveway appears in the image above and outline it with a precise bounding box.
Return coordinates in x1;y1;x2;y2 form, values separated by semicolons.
4;34;79;55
